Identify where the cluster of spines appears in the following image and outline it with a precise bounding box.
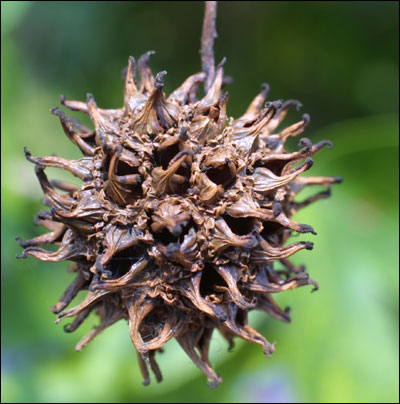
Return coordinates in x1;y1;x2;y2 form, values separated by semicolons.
17;51;341;387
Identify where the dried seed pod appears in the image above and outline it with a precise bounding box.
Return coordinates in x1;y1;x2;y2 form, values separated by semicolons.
17;2;340;388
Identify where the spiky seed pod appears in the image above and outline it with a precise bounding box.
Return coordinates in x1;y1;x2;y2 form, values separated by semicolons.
17;7;341;388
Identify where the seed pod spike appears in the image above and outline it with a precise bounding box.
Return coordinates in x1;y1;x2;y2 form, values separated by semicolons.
138;50;156;94
237;83;271;123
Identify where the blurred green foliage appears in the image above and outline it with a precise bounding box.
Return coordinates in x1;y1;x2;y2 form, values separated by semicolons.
1;1;399;403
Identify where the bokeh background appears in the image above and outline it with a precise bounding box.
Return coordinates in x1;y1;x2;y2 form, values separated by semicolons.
1;1;399;403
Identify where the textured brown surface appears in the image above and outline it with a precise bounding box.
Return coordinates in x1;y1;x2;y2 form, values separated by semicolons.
17;55;340;386
17;5;340;388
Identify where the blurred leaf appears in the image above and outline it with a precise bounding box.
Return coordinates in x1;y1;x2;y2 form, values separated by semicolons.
1;1;31;35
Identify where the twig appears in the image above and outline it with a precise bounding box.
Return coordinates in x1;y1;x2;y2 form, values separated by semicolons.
201;1;218;92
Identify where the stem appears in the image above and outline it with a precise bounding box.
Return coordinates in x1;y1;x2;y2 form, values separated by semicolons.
201;1;217;92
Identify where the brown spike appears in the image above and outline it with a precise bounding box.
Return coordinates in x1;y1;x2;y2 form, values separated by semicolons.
75;306;124;351
235;83;270;125
138;51;155;94
221;304;275;357
56;289;110;320
25;148;93;181
177;329;222;389
124;56;148;113
136;351;151;386
168;72;206;105
64;306;92;333
51;271;88;314
256;293;291;323
51;107;95;156
197;58;226;112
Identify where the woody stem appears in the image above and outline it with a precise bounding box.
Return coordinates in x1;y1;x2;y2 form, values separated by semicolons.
201;1;217;92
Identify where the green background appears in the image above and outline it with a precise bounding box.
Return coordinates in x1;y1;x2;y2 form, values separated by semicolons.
1;1;398;402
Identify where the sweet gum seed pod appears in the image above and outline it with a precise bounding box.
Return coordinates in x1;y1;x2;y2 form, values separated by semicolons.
17;1;340;388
